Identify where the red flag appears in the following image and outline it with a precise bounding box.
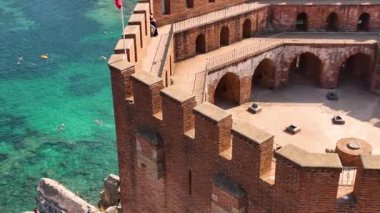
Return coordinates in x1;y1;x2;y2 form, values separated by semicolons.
114;0;122;10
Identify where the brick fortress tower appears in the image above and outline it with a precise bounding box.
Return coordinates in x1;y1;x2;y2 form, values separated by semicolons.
108;0;380;212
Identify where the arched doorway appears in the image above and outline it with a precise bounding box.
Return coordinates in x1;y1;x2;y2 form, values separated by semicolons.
242;19;252;39
162;0;170;14
357;13;370;31
252;59;275;90
196;34;206;54
186;0;194;8
326;12;338;31
220;26;229;46
339;53;372;88
296;12;308;31
214;73;240;106
289;52;322;86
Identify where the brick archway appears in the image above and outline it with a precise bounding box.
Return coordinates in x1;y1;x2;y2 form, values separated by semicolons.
357;13;370;31
186;0;194;8
338;53;373;88
162;0;170;14
326;12;339;31
243;19;252;39
296;12;308;31
220;26;229;46
252;58;275;90
288;52;322;86
213;72;240;106
196;34;206;54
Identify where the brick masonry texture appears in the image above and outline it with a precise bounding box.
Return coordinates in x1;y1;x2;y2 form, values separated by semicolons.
109;1;380;212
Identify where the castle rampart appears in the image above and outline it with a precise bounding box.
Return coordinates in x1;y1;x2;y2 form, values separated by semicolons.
108;0;380;212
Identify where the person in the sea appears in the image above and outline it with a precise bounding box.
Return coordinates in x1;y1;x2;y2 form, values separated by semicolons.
150;14;158;37
57;123;65;131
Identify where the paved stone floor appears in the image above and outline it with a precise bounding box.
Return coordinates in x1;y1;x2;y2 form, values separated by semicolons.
225;80;380;154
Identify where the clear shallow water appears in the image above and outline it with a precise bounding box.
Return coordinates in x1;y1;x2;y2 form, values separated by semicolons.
0;0;135;211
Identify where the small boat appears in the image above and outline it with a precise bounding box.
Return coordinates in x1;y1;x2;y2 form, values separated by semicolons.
40;54;48;59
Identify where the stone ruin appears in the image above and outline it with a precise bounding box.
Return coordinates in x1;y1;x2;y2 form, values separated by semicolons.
36;178;99;213
98;174;121;213
35;174;121;213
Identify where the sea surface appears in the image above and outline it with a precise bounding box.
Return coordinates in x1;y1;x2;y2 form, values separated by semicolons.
0;0;135;211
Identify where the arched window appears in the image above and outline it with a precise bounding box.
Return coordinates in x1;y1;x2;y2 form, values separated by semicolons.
186;0;194;8
296;12;308;31
242;19;252;39
162;0;170;14
195;34;206;54
220;26;229;46
357;13;370;31
326;12;338;31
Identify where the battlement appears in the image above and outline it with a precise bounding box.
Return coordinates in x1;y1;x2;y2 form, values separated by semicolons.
109;1;380;212
109;55;380;211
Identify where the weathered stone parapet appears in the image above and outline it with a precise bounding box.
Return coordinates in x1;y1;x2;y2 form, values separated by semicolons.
37;178;99;213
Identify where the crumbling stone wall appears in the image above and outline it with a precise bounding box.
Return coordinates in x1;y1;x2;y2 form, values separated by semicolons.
36;178;99;213
98;174;120;210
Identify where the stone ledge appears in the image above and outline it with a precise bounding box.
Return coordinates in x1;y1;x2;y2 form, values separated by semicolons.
128;14;145;25
276;144;342;169
131;71;162;86
160;86;195;103
361;155;380;170
232;121;273;145
193;102;230;123
108;54;133;71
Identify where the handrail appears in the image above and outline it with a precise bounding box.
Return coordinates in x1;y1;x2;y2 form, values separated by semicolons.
206;33;378;72
173;2;265;33
202;61;208;103
206;39;284;71
158;23;174;78
149;35;163;73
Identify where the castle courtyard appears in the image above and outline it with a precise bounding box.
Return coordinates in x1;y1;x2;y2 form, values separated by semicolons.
228;82;380;154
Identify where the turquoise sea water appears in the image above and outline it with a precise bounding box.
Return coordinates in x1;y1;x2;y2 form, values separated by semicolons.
0;0;135;211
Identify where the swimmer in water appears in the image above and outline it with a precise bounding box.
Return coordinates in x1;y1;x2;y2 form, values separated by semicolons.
57;123;65;131
94;119;103;125
17;57;23;64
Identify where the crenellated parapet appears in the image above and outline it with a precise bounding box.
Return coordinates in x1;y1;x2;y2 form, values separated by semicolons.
108;57;380;211
273;145;342;212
